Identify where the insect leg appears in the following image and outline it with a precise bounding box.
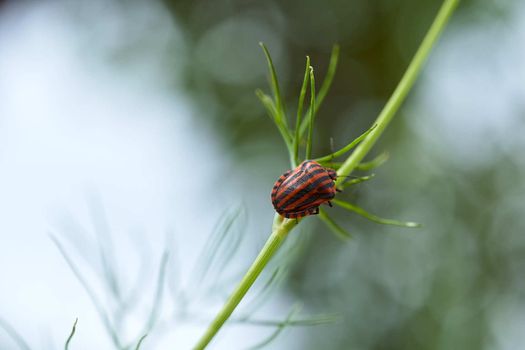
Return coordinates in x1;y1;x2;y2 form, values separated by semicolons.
286;209;313;219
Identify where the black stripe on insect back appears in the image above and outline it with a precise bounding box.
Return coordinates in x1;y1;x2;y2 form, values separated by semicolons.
279;164;317;190
279;171;303;190
275;170;291;186
291;190;334;212
288;177;335;209
272;178;284;191
315;181;335;192
274;168;326;203
296;180;335;204
277;174;333;209
271;170;291;200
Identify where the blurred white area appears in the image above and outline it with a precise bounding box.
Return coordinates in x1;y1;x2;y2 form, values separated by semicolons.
0;0;298;348
0;1;260;349
414;1;525;169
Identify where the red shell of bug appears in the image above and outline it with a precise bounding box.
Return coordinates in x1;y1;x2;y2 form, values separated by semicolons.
271;160;337;219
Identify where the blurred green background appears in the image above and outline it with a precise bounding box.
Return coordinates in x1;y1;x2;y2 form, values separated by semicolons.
1;0;524;349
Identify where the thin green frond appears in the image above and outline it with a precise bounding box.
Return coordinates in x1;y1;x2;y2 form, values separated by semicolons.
316;44;340;115
256;90;293;148
355;152;389;171
0;317;31;350
87;195;121;300
314;124;377;163
166;239;183;300
293;56;311;167
191;207;243;290
64;318;78;350
256;90;294;164
305;66;316;160
259;42;287;129
319;208;352;240
49;234;123;349
342;174;376;188
239;267;286;316
145;251;169;330
255;89;278;120
299;44;340;136
321;161;343;170
246;304;302;350
240;230;309;316
233;312;341;327
135;334;148;350
333;199;421;228
206;214;245;291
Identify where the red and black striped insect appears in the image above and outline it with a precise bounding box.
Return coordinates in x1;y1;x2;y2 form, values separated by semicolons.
271;160;338;219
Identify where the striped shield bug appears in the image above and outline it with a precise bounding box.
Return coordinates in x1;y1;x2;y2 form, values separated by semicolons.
271;160;338;219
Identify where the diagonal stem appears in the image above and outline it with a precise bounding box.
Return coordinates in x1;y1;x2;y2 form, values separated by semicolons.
193;220;296;350
336;0;460;184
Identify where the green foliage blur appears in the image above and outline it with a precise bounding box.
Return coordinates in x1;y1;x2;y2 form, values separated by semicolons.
168;0;521;349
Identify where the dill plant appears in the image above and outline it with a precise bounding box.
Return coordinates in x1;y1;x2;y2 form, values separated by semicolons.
193;0;460;349
0;1;460;349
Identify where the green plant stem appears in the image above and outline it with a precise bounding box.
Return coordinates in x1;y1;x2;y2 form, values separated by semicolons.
293;56;311;167
305;67;315;160
64;318;78;350
336;0;460;185
193;219;296;350
194;1;458;348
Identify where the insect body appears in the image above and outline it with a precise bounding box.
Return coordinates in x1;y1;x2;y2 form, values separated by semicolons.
271;160;337;219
